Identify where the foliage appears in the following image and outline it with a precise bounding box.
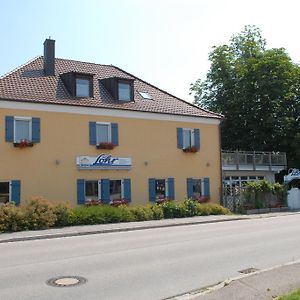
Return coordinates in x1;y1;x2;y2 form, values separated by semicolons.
278;287;300;300
0;198;230;232
242;180;287;209
190;25;300;167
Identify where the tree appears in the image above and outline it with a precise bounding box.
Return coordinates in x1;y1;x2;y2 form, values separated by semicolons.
190;25;300;167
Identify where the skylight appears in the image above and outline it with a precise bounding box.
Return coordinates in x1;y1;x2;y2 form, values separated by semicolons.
139;91;152;100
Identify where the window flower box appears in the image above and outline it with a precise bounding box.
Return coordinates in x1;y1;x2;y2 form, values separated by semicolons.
183;146;198;153
13;139;34;148
194;196;210;203
110;199;129;207
96;142;115;150
85;199;103;206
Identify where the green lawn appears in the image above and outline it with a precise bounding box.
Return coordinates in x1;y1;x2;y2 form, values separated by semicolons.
279;288;300;300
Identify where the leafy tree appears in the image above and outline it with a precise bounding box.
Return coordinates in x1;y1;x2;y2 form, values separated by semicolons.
191;25;300;167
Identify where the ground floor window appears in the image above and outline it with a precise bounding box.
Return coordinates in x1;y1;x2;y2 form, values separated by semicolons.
0;182;10;204
110;180;122;201
149;178;175;201
78;178;131;204
192;179;203;198
187;177;210;199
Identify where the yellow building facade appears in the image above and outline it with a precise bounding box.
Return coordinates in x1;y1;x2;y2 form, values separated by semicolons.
0;39;222;206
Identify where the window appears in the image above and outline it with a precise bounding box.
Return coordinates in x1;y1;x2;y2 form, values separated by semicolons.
110;180;122;201
183;129;194;149
155;179;167;200
96;123;111;144
85;181;99;200
0;182;10;204
89;122;118;147
118;82;131;101
76;78;90;97
149;178;174;201
139;91;152;100
14;117;31;142
177;128;200;150
192;179;202;198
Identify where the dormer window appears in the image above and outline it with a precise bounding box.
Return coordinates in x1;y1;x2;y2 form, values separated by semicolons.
76;78;90;97
118;82;131;101
61;72;94;98
101;77;134;102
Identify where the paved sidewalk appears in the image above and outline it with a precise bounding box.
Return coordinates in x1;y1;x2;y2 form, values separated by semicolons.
0;211;299;243
190;261;300;300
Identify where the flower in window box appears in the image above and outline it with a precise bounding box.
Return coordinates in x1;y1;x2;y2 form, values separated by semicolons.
13;139;34;148
96;142;115;150
155;198;170;204
195;196;210;203
110;199;129;207
183;146;198;153
85;199;103;206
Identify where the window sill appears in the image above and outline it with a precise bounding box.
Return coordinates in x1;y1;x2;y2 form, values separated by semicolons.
96;142;115;150
13;141;34;148
182;146;198;153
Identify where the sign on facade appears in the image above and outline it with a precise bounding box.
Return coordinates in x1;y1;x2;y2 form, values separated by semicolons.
76;154;132;170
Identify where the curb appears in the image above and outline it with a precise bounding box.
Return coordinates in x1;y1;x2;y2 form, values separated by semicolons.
0;216;249;244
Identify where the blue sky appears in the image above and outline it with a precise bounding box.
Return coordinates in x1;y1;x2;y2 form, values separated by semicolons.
1;0;300;102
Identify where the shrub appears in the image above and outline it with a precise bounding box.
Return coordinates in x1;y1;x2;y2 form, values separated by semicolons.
69;206;106;225
130;205;154;221
150;204;164;220
183;199;199;217
53;202;71;227
0;202;25;232
160;201;180;218
22;197;57;230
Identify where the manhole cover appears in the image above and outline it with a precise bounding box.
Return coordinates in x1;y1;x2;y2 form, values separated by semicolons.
238;267;260;274
46;276;87;287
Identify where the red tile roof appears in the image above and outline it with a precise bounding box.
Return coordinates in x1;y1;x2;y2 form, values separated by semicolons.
0;57;222;119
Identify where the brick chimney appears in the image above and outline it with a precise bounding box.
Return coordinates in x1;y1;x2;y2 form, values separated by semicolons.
43;38;55;76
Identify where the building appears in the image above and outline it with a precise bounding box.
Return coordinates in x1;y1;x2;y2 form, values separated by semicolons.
0;39;222;206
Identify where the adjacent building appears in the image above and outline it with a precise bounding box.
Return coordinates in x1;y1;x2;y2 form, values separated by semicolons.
0;39;222;206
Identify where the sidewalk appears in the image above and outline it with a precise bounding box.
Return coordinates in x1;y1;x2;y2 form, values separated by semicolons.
0;211;299;244
190;261;300;300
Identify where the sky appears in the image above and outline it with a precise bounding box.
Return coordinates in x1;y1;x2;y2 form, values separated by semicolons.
1;0;300;102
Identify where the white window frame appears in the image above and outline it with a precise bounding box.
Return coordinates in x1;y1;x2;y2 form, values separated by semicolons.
182;128;195;149
155;178;169;199
0;181;11;203
96;122;112;144
13;116;32;143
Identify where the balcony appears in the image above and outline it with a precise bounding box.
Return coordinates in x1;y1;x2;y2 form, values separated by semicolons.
222;150;287;172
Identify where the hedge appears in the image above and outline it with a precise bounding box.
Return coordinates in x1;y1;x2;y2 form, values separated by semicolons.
0;198;230;232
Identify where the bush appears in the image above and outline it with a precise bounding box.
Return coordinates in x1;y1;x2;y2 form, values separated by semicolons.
53;202;71;227
22;197;57;230
0;202;25;232
130;205;154;221
150;204;164;220
68;206;106;225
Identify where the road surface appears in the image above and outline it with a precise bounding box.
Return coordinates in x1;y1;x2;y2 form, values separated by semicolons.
0;214;300;300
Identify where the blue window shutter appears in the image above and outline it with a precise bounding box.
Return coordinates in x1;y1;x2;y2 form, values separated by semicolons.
203;177;210;197
187;178;193;199
194;128;200;150
123;179;131;202
11;180;21;205
31;117;40;143
177;128;183;149
111;123;119;146
149;178;156;202
77;179;85;205
167;178;175;200
89;122;96;145
101;179;110;204
5;116;14;142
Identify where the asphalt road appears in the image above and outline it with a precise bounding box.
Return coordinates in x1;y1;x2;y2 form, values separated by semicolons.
0;214;300;300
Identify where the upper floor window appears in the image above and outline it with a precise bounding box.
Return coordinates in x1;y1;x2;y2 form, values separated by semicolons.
96;123;111;144
139;91;152;100
5;116;40;146
76;77;90;97
89;121;119;148
14;117;32;142
118;82;131;101
177;127;200;152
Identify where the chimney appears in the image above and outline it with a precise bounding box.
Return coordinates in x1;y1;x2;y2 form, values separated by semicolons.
43;38;55;76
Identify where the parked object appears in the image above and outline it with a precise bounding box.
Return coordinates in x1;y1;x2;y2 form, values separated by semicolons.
287;188;300;210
